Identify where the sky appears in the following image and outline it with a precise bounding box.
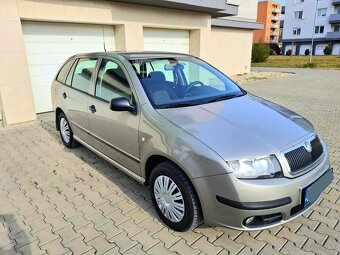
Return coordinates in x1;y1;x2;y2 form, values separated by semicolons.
258;0;286;5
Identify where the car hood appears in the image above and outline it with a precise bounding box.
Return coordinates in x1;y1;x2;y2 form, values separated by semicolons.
157;95;315;160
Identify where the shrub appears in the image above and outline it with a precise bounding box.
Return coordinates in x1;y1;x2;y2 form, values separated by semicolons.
304;49;310;56
323;43;333;55
286;49;292;56
269;43;281;55
252;43;270;63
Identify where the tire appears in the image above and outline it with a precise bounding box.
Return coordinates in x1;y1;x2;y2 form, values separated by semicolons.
58;112;79;148
150;161;203;231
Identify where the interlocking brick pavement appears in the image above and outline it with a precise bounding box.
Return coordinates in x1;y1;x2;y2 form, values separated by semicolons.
0;68;339;254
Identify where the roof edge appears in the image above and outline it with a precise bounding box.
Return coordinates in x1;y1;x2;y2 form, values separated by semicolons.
211;18;264;30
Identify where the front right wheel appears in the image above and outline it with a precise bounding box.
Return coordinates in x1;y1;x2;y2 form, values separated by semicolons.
150;161;203;231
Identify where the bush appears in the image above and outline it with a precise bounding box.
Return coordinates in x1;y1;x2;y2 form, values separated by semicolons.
324;43;333;55
286;49;292;56
269;43;281;55
252;43;270;63
304;49;310;56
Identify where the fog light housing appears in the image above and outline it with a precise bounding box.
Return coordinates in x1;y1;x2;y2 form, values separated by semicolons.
245;216;255;225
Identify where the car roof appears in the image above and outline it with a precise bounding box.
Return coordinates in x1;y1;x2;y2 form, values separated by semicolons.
69;51;194;60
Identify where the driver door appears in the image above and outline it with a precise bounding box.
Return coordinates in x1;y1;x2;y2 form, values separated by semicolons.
88;58;141;175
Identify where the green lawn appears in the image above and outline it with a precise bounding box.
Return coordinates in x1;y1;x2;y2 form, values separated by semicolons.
252;55;340;69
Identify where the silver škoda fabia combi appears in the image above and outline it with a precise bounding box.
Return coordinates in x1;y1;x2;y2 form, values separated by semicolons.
51;52;333;231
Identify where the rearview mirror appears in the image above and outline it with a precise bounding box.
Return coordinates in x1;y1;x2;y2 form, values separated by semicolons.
110;97;136;113
164;63;184;71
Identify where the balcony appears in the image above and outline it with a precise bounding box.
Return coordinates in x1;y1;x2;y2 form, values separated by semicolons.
271;31;278;36
271;16;280;21
272;7;281;13
332;0;340;6
329;13;340;24
326;31;340;39
271;24;279;29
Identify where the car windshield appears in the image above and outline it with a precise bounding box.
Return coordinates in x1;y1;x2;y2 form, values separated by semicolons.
129;57;246;109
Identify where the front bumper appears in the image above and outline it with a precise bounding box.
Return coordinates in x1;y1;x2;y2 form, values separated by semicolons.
193;154;333;230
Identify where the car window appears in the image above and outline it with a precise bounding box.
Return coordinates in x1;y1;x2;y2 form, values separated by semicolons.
147;60;174;82
131;57;244;108
71;58;98;93
56;59;74;84
95;59;132;102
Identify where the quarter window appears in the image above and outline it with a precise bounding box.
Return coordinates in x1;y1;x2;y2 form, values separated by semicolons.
71;58;98;93
95;59;132;102
295;0;304;3
56;60;74;84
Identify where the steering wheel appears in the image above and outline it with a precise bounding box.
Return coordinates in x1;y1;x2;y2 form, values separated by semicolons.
183;81;205;96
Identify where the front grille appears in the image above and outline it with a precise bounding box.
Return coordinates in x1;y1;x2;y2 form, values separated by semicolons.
284;136;323;173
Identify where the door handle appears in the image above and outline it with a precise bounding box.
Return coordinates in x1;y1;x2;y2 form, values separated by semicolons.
62;92;67;99
89;105;96;113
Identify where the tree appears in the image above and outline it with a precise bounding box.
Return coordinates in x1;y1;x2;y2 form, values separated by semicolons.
323;43;333;55
252;43;270;63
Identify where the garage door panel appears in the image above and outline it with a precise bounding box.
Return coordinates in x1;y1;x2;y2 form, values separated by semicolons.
28;65;62;77
23;21;115;113
144;28;189;54
24;42;107;54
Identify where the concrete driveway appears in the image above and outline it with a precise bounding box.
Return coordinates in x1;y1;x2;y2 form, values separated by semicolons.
0;68;339;255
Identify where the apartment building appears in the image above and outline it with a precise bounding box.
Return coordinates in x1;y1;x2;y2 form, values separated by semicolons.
0;0;262;125
282;0;340;55
253;1;282;43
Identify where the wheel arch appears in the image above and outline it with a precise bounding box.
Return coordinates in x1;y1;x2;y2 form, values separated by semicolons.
145;154;205;224
55;107;64;131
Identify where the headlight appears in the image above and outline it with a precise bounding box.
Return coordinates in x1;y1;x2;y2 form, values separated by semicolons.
227;155;282;179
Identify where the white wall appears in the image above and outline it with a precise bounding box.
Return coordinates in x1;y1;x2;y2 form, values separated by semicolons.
283;0;335;40
224;0;257;21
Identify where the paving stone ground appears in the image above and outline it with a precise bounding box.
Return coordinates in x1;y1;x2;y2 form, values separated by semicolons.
0;68;339;255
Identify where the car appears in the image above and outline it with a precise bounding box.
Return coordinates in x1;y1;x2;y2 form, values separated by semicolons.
51;51;333;232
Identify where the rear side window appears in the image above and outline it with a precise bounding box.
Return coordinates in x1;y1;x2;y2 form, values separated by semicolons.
56;60;74;83
71;58;98;93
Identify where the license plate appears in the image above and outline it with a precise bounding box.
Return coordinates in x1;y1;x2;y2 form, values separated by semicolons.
303;169;333;206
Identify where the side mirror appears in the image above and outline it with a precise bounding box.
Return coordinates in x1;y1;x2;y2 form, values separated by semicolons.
110;97;136;113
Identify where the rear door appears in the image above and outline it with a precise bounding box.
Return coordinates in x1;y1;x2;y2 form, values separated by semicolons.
61;58;99;146
88;58;141;174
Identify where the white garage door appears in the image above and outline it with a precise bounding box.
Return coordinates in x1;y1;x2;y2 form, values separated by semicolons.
23;21;115;113
144;28;189;54
299;44;311;55
332;43;340;55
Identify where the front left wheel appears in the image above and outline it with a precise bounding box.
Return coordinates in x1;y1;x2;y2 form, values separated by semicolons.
150;161;203;231
58;112;79;148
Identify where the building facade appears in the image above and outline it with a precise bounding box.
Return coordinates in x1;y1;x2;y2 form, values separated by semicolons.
282;0;340;55
0;0;262;125
253;1;282;43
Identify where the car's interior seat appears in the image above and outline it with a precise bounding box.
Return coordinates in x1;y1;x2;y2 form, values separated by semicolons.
140;71;179;105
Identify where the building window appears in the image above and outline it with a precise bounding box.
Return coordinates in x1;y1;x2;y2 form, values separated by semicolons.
315;26;325;34
293;28;301;35
336;7;340;14
295;0;304;3
316;8;327;17
294;11;303;19
335;25;340;32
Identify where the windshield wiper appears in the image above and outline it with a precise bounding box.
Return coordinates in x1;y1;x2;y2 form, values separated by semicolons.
158;102;197;109
205;93;243;104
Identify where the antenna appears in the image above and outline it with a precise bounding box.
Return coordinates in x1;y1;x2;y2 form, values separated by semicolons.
102;26;107;52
